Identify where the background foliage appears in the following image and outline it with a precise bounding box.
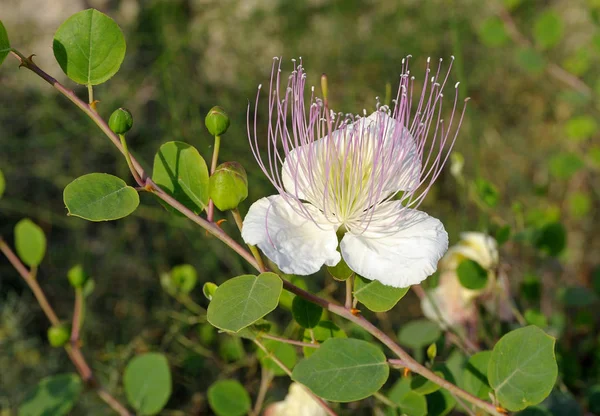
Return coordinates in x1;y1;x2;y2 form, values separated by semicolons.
1;0;600;414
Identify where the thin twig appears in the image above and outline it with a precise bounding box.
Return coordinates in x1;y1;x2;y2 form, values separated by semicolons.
251;366;273;416
260;333;319;349
345;275;353;310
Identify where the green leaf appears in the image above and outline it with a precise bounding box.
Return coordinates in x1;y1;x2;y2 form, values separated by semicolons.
534;222;566;257
152;141;209;214
18;373;82;416
14;219;46;267
479;17;509;47
565;116;597;141
524;309;548;327
53;9;126;85
515;47;546;75
292;296;323;328
208;380;251;416
425;387;456;416
302;320;347;357
488;326;557;411
327;257;354;280
568;192;591;218
397;319;442;349
534;11;563;49
292;338;389;402
0;168;5;198
475;178;500;207
587;385;600;415
410;373;443;395
457;259;488;290
256;339;297;376
123;353;172;415
549;153;584;180
353;275;409;312
389;378;427;416
463;351;492;399
170;264;197;294
207;273;282;332
63;173;139;221
0;21;10;67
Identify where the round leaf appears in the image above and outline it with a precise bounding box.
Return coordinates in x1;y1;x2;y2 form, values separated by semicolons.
389;378;427;416
152;141;209;215
14;219;46;267
207;273;283;332
463;350;492;399
410;372;443;395
292;338;389;402
256;339;297;376
292;296;323;328
63;173;139;221
53;9;126;85
0;21;10;67
397;319;442;349
426;389;456;416
18;373;82;416
124;353;172;415
457;259;488;290
170;264;197;294
534;11;563;50
479;17;509;47
207;380;251;416
488;326;558;411
353;275;409;312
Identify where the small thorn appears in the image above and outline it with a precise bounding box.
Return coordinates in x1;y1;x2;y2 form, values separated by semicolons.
90;100;100;111
403;368;411;377
496;407;508;414
350;308;361;316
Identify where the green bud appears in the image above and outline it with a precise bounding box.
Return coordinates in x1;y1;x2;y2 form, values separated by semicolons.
209;162;248;211
160;272;176;296
202;282;218;301
67;264;89;289
204;106;230;136
47;324;71;347
427;342;437;361
170;264;197;294
108;108;133;134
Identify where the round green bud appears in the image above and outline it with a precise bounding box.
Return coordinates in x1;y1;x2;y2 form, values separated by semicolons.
170;264;198;294
209;162;248;211
108;108;133;134
47;324;71;348
204;106;230;136
67;264;89;289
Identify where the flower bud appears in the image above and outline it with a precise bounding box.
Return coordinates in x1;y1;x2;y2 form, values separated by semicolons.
170;264;197;294
209;162;248;211
47;323;71;347
108;108;133;134
202;282;218;301
67;264;89;289
204;106;230;136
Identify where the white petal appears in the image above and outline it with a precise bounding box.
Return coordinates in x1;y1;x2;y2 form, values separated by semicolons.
421;271;477;329
440;232;499;270
340;204;448;288
241;195;341;275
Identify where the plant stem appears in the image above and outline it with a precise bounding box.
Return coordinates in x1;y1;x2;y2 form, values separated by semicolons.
253;339;337;416
87;84;94;107
231;208;266;271
251;366;273;416
260;333;319;349
0;238;60;326
207;135;221;222
71;288;83;344
11;53;503;416
345;275;353;309
0;238;132;416
119;134;144;186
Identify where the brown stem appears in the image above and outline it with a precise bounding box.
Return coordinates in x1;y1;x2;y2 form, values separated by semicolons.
0;238;131;416
345;275;353;309
0;239;60;326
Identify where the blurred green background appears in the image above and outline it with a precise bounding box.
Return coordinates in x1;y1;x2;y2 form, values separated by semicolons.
1;0;600;414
